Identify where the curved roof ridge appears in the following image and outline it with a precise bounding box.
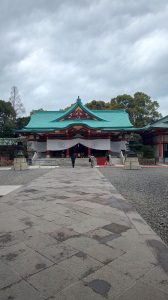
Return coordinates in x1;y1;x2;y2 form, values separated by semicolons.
54;97;106;121
92;109;126;113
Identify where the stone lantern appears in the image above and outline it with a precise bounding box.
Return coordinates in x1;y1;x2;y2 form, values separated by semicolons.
124;135;141;170
13;142;28;171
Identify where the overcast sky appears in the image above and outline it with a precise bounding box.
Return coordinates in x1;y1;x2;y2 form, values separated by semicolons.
0;0;168;116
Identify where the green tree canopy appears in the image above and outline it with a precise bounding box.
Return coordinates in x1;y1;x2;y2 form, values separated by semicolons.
16;116;30;130
110;92;162;127
86;92;162;127
30;108;45;115
0;100;16;137
86;100;109;110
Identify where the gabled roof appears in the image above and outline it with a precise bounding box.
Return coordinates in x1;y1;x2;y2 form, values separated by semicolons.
55;96;104;121
17;98;135;133
148;115;168;129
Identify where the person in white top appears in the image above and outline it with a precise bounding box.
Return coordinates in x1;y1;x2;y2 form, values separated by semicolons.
89;155;96;168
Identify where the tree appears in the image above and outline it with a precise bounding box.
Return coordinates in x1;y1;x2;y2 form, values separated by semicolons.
30;108;44;115
0;100;16;137
16;116;30;130
111;92;162;127
86;100;109;110
9;86;25;118
133;92;162;127
110;94;134;109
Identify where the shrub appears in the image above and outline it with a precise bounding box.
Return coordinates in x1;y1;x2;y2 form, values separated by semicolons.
142;145;154;158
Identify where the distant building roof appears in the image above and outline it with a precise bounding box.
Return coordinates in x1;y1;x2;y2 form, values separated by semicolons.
146;115;168;129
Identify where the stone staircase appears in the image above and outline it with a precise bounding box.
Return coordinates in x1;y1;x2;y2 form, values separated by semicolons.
32;158;90;167
32;156;122;167
110;157;122;165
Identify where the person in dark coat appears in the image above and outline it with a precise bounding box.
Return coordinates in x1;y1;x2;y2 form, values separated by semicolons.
105;152;110;165
70;152;76;168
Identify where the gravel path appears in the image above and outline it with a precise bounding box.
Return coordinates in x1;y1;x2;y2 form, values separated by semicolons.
0;169;51;185
100;167;168;245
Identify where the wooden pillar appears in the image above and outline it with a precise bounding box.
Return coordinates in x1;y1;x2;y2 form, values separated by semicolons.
88;129;91;156
66;148;69;158
46;135;50;158
108;133;111;153
66;130;70;158
159;134;163;159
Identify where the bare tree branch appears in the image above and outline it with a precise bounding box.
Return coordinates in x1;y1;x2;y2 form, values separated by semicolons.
9;86;25;118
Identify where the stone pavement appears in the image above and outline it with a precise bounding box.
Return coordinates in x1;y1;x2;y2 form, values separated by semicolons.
0;167;168;299
0;185;22;196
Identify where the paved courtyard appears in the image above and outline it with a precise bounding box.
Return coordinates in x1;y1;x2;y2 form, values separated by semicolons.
0;168;51;185
0;167;168;299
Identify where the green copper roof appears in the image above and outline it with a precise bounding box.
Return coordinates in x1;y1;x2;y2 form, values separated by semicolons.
55;96;104;121
146;115;168;129
18;98;135;133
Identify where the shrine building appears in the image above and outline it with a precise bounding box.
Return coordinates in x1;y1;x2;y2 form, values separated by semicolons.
16;97;168;164
17;97;137;160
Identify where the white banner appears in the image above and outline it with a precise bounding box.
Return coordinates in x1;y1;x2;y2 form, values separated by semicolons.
29;139;126;153
110;141;126;152
47;139;110;150
28;141;47;152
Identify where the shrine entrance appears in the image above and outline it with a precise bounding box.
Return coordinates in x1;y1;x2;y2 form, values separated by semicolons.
69;143;107;158
69;143;88;158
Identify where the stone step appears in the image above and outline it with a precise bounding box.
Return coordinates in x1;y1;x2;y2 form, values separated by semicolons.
110;157;122;165
33;157;122;166
33;158;90;166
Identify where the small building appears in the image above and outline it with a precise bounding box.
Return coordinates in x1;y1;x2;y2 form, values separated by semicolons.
143;116;168;163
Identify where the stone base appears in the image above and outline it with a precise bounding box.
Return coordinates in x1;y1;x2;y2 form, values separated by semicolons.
124;157;141;170
13;157;28;171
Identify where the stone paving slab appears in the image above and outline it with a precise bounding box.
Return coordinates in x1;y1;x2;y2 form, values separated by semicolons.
0;185;22;196
0;260;21;289
0;279;45;300
27;264;77;298
0;242;54;278
56;281;106;300
0;167;168;299
115;281;168;300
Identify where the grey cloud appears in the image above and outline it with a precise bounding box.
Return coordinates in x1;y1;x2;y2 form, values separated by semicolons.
0;0;168;115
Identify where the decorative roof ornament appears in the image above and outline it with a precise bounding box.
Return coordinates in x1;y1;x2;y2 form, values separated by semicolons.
76;96;81;104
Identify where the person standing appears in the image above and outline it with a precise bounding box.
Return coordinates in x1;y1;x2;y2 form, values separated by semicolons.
107;153;113;166
70;152;76;168
105;152;113;166
89;154;96;168
105;153;110;165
